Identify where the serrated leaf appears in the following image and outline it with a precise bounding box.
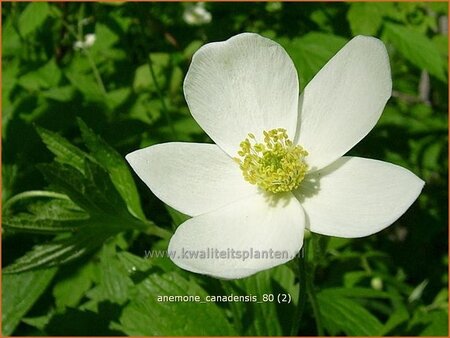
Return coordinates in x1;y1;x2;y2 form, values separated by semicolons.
39;161;129;217
318;289;383;336
118;272;235;335
2;268;57;335
36;127;88;172
97;243;133;304
4;198;89;234
117;251;153;273
384;23;446;82
19;2;49;36
77;119;145;219
3;225;117;273
3;213;87;234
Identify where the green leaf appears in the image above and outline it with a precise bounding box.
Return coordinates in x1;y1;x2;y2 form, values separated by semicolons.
419;310;449;336
52;262;94;309
347;3;388;35
117;251;153;273
37;59;62;88
280;33;347;89
97;243;133;304
2;268;57;335
5;134;152;272
381;291;409;335
4;213;85;234
3;195;89;234
77;119;145;219
2;19;22;57
231;265;298;335
22;314;52;331
91;23;119;52
36;127;88;172
133;53;170;93
39;161;129;217
106;87;131;110
18;59;62;91
118;272;235;335
133;64;151;93
166;205;190;227
318;288;383;336
18;2;49;36
383;23;447;82
42;86;76;102
65;71;104;102
320;287;392;300
3;225;117;273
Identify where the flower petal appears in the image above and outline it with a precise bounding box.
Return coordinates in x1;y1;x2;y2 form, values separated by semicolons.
295;157;424;238
168;193;305;279
296;36;392;171
184;33;299;157
126;142;257;217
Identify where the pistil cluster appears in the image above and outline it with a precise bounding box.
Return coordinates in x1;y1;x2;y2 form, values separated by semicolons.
234;128;308;193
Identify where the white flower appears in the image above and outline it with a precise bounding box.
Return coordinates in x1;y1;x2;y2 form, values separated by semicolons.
126;33;424;279
183;3;212;26
73;33;96;50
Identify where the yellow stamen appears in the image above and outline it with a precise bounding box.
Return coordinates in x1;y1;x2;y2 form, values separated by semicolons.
234;128;308;193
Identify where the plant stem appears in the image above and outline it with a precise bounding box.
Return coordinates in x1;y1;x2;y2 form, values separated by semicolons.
84;48;107;95
306;235;324;336
290;245;307;336
136;13;177;138
146;55;177;138
49;6;106;95
144;223;172;239
129;218;172;239
220;280;243;334
306;272;324;335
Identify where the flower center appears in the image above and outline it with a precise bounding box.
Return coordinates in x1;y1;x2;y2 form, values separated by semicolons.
234;128;308;193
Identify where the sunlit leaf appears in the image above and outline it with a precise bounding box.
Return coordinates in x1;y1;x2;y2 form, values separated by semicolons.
2;268;57;335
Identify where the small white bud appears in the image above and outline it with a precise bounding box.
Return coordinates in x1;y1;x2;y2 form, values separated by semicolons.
183;3;212;26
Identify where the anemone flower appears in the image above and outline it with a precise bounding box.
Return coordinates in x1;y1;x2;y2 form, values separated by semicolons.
126;33;424;279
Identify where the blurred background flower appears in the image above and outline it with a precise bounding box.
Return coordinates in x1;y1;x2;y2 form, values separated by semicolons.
183;3;211;26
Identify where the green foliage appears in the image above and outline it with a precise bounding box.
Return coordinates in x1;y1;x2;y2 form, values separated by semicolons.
280;33;347;89
318;288;384;336
118;272;236;335
18;2;50;36
3;122;159;273
2;2;448;336
230;265;299;335
2;268;57;335
384;23;446;82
